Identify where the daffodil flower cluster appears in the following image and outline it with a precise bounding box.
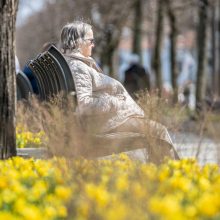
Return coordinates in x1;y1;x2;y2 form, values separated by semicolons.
1;155;220;219
0;157;72;220
16;125;47;148
70;154;220;220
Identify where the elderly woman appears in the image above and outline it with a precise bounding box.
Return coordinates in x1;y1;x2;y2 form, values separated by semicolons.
60;20;179;162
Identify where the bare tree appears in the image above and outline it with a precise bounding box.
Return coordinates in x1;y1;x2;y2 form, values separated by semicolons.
218;0;220;96
217;0;220;163
132;0;143;60
196;0;209;110
152;0;165;96
166;0;178;103
0;0;19;159
210;0;218;96
92;0;135;77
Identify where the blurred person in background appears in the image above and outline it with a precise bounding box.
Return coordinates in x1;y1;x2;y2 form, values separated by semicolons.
176;35;196;110
177;49;196;110
123;53;150;98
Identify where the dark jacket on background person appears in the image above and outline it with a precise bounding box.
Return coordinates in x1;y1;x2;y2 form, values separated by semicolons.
124;64;150;98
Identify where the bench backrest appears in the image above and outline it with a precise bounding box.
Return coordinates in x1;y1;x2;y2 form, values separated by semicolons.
25;45;75;101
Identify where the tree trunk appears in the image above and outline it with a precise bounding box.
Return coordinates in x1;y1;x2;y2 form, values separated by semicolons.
211;2;217;96
105;45;115;77
166;0;178;104
152;0;165;96
195;0;209;110
132;0;142;60
0;0;18;159
218;0;220;96
100;25;121;77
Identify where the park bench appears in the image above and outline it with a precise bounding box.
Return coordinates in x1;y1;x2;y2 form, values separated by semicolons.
16;46;149;159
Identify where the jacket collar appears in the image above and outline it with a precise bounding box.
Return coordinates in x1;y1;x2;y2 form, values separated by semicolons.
64;52;102;73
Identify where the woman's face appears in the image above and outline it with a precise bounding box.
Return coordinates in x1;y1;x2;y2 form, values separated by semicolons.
80;29;94;57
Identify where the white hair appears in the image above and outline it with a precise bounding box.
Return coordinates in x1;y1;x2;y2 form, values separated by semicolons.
60;20;92;53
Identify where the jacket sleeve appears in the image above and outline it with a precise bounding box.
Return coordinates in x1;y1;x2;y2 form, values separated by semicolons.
71;61;120;115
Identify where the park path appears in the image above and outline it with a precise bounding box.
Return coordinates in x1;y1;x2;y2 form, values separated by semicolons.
172;132;220;165
124;132;220;165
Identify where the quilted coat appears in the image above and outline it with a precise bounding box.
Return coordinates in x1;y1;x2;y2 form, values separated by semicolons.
64;52;145;134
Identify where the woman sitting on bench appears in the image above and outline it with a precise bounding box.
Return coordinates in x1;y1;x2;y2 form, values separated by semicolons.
60;20;179;163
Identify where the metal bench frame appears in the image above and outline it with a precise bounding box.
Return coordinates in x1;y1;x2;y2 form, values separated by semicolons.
17;71;33;100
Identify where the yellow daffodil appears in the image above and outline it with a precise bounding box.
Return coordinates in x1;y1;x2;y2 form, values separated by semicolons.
1;154;220;219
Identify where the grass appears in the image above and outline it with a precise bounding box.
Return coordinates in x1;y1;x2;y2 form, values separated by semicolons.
16;92;220;162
